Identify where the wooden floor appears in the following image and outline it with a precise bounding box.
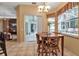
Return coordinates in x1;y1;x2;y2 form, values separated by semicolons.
1;40;76;56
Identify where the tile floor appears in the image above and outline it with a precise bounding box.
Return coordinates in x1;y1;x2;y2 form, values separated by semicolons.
0;40;76;56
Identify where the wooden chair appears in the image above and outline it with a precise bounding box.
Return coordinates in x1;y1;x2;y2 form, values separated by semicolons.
36;34;42;56
41;37;60;56
41;37;48;56
0;32;7;56
49;37;60;56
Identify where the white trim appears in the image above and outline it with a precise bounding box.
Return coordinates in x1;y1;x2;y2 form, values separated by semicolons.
61;32;78;37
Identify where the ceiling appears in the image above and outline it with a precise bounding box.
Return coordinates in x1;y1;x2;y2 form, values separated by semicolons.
0;2;66;18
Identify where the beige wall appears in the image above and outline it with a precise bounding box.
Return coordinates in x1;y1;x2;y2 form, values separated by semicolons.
16;5;48;42
64;36;79;55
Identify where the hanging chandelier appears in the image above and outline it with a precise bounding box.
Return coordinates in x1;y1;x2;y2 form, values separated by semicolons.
38;2;50;13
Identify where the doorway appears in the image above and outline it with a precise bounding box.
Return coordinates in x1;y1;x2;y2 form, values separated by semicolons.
24;15;42;42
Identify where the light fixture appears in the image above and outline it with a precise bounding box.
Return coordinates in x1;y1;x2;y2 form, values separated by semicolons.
38;2;50;13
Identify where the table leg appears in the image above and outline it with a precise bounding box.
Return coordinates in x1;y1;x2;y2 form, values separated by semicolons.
61;36;64;56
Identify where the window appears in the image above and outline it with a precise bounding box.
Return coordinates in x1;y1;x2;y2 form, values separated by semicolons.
58;6;78;35
48;17;55;32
